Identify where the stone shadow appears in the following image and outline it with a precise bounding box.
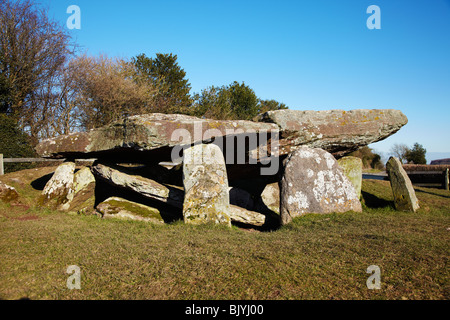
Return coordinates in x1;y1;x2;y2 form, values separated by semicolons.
361;191;394;209
415;188;450;199
31;172;54;190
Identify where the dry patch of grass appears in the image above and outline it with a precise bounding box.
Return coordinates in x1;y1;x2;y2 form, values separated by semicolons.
0;168;449;300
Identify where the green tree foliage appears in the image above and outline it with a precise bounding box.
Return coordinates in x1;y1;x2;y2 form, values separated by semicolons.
0;72;11;114
405;143;427;164
0;114;37;173
349;146;384;170
227;81;259;120
192;81;288;120
258;99;288;115
132;53;192;114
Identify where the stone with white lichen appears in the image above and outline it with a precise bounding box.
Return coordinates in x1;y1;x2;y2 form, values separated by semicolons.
182;144;231;226
280;146;362;225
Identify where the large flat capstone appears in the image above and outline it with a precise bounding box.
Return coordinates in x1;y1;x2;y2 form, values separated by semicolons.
35;110;408;163
35;113;278;162
256;109;408;158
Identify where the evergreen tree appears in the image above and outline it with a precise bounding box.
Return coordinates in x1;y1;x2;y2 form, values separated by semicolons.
405;143;427;164
0;114;37;172
132;53;192;114
192;81;286;120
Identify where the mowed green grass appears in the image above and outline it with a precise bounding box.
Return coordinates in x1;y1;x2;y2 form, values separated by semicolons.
0;168;448;300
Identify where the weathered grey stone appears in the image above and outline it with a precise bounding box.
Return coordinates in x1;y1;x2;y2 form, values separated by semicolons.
229;205;266;227
0;181;19;203
386;157;420;212
35;113;278;162
92;163;184;208
280;147;362;225
60;166;96;211
97;197;164;224
182;144;231;226
73;167;95;194
256;109;408;158
36;110;407;166
42;162;75;209
255;182;280;215
337;156;363;199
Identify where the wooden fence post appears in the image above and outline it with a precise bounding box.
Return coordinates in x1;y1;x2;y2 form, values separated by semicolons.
0;154;4;175
445;168;449;191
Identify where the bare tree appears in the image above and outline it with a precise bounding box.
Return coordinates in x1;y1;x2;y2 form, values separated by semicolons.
389;143;410;164
67;55;158;130
0;0;73;143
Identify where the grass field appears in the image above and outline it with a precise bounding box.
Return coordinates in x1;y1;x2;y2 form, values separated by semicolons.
0;167;449;300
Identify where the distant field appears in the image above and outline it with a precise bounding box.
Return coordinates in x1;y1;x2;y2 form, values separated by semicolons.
0;167;449;300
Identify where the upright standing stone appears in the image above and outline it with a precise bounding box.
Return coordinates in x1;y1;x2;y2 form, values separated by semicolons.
42;162;76;209
444;168;449;191
182;144;231;226
280;147;362;225
337;156;363;199
386;157;420;212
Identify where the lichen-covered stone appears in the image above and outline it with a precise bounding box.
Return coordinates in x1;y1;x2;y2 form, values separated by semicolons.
36;110;407;165
229;205;266;227
96;197;164;224
337;156;363;199
182;144;231;226
73;167;95;194
280;147;362;225
386;157;420;212
41;162;75;209
253;182;280;215
35;113;278;161
0;181;19;203
60;166;96;212
256;109;408;158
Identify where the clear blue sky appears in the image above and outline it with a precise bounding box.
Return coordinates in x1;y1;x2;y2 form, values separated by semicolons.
42;0;450;161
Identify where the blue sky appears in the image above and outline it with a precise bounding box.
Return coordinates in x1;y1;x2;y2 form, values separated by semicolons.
42;0;450;161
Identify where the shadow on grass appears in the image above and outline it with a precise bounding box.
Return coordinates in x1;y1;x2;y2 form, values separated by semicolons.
30;172;54;190
415;188;450;199
361;191;394;209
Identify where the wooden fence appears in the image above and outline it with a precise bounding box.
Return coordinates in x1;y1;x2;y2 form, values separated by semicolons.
0;154;96;176
402;165;449;190
0;154;64;175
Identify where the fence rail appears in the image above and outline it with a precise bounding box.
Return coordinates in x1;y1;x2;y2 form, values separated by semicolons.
403;168;449;191
0;154;96;175
3;158;64;163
